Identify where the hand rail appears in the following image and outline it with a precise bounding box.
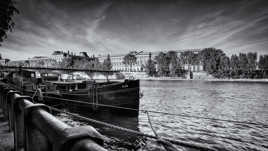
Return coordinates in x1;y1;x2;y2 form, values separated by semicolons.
0;81;107;151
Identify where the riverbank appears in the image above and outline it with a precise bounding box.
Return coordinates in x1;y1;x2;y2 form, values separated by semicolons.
205;78;268;83
139;77;189;81
139;77;268;83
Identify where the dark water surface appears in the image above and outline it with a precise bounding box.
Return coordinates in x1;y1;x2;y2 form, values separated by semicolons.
57;80;268;151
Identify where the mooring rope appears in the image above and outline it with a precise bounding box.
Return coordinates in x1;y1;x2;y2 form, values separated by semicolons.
43;96;268;127
48;106;216;151
146;111;159;137
145;111;179;151
31;89;38;100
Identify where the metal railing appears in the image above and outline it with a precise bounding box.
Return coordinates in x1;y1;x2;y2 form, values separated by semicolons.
0;81;107;151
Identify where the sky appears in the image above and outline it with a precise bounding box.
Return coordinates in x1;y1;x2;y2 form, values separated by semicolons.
1;0;268;60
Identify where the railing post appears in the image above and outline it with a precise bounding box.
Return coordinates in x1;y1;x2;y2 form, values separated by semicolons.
30;108;107;151
23;103;51;151
11;94;32;151
2;86;11;118
6;90;20;132
0;83;4;107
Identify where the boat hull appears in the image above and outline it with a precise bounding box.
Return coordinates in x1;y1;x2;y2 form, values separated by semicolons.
45;80;140;116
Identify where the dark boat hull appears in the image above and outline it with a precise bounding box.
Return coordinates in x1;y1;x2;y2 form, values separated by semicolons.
45;80;140;116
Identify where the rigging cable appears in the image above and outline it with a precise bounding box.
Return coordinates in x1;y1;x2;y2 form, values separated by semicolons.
43;96;268;127
146;111;179;151
48;106;216;151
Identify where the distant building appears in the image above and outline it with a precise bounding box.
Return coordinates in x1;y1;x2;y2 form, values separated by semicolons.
99;52;151;72
98;49;204;72
8;51;97;68
0;54;10;65
7;49;204;73
9;56;57;67
0;59;6;65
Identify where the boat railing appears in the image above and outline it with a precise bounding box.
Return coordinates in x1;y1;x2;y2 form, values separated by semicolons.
0;81;107;151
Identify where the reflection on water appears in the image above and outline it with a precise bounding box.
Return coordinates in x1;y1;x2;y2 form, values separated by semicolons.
57;80;268;151
140;80;268;151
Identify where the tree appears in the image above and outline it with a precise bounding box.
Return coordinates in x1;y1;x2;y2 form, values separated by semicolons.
230;54;240;78
153;51;187;77
238;53;248;71
238;53;249;78
259;55;268;70
103;54;112;70
145;53;156;76
37;60;45;67
5;58;10;64
72;58;88;69
198;48;233;78
200;48;225;75
181;51;198;65
217;55;230;78
247;52;257;71
258;55;268;78
0;0;19;45
155;52;170;76
167;51;178;76
57;56;74;68
102;54;113;80
123;52;137;72
25;60;30;67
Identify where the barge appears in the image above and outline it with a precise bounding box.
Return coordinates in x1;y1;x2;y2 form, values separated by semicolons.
3;68;140;116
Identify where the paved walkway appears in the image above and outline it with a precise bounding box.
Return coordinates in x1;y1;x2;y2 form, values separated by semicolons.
0;109;13;151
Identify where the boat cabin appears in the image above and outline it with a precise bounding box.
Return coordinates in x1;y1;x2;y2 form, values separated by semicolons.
49;81;89;92
41;72;60;82
7;69;41;90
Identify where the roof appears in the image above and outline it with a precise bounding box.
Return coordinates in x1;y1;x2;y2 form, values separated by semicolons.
50;81;84;84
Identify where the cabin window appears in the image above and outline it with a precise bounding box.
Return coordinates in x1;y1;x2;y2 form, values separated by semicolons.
70;84;76;90
31;73;35;78
78;83;86;89
56;85;67;91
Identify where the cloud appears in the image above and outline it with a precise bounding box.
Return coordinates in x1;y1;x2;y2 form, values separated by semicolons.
1;0;268;60
1;0;113;59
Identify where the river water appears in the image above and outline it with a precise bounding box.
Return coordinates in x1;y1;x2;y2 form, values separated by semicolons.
57;80;268;151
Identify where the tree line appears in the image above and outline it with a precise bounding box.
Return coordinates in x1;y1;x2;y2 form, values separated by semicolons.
53;52;116;79
0;0;19;45
0;53;11;64
55;52;113;71
144;48;268;79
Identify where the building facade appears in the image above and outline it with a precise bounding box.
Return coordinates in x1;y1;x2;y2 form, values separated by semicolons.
8;56;57;67
7;49;204;73
99;49;204;72
0;59;6;65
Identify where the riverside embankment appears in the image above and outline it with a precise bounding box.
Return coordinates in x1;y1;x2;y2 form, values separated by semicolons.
139;77;268;83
